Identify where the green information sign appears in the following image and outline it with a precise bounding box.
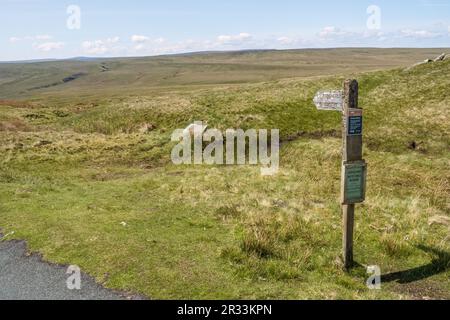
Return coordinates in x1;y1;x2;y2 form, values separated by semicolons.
341;161;367;204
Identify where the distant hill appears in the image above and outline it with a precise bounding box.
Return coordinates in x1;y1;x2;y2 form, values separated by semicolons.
0;48;447;100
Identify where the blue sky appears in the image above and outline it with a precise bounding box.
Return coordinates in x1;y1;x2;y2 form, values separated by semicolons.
1;0;449;61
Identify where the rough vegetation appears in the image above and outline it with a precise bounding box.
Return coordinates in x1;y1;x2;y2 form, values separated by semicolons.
0;49;449;299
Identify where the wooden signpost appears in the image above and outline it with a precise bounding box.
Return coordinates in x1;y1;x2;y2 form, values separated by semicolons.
313;79;366;270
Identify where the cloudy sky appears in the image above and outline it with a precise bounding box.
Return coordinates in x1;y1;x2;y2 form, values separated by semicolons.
1;0;450;61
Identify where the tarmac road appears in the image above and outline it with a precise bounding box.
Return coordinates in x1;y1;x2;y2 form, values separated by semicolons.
0;235;133;300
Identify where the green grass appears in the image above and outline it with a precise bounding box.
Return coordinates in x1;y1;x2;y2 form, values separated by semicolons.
0;50;449;299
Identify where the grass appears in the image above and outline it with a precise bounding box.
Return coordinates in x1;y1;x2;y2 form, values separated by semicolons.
0;49;449;299
1;48;448;100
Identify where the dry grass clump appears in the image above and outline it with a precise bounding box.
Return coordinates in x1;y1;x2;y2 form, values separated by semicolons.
0;119;31;132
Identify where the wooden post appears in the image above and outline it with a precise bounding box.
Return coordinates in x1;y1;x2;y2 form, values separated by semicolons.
313;80;366;269
342;79;362;270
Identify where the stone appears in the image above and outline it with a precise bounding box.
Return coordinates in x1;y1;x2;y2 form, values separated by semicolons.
138;123;156;134
433;53;446;62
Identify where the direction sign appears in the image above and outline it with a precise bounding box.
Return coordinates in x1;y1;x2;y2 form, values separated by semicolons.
314;80;366;270
313;90;343;111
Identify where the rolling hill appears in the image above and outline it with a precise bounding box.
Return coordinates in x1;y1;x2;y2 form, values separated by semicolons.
0;48;447;100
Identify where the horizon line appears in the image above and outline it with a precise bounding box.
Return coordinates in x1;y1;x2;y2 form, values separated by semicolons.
1;46;449;63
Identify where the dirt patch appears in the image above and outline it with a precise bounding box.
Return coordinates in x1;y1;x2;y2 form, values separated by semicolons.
0;119;31;132
391;280;450;300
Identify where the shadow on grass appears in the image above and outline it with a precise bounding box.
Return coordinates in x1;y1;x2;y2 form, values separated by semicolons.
381;245;450;284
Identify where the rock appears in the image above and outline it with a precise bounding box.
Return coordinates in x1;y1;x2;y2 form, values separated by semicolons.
138;123;157;134
433;53;446;62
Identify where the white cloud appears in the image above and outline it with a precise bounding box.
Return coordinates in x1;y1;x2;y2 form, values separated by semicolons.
134;36;165;45
131;35;149;43
82;40;109;55
315;25;444;45
34;42;64;52
361;30;387;42
217;33;252;45
275;36;309;47
108;37;120;43
82;37;120;55
127;38;213;56
28;24;443;59
130;36;167;52
35;35;53;41
277;36;293;45
318;26;351;38
400;29;442;38
11;35;53;42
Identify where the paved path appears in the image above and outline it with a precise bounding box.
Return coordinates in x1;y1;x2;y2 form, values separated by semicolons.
0;236;129;300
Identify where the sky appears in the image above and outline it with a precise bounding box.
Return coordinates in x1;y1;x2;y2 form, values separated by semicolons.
1;0;449;61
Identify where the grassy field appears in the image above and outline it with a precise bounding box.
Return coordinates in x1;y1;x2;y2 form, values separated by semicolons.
0;48;447;100
0;49;449;299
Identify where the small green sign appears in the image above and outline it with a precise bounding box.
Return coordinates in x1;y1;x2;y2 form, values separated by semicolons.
342;161;367;204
